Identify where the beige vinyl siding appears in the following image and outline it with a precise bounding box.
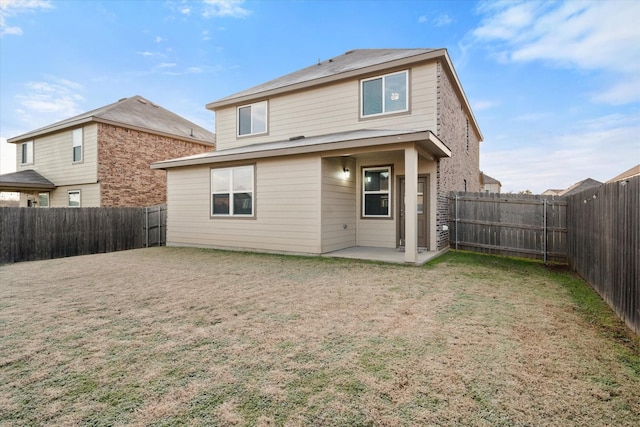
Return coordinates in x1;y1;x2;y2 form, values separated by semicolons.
356;152;401;248
215;63;438;151
51;184;101;207
321;157;356;253
15;124;98;186
21;184;102;207
166;155;322;254
355;152;438;249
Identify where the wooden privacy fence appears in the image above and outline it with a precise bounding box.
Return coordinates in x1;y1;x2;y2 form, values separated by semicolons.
449;192;567;263
565;176;639;335
0;205;166;264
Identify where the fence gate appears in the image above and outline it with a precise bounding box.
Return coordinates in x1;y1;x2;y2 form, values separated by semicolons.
449;192;567;263
144;204;167;247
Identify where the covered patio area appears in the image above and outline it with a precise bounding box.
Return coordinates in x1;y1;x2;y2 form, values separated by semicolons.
323;246;448;266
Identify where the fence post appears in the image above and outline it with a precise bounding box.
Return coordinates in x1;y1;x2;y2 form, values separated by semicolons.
145;207;149;248
543;199;547;264
455;194;459;252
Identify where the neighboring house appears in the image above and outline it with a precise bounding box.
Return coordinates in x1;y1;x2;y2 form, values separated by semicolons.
557;178;602;197
480;172;501;193
542;178;604;197
0;96;215;207
152;48;483;263
606;164;640;183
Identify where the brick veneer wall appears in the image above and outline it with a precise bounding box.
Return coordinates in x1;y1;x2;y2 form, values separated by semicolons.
97;123;213;207
435;61;481;249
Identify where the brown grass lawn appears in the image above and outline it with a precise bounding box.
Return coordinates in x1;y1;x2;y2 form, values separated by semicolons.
1;248;639;426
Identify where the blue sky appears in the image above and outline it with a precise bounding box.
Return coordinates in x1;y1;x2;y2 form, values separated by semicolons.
1;0;638;193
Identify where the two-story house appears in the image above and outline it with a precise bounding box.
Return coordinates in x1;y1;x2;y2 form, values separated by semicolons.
152;49;482;263
0;95;215;207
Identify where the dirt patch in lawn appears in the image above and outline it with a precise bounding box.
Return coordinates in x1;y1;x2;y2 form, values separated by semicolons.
1;247;639;426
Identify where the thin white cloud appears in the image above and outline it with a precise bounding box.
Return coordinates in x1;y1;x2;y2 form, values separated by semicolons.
0;0;53;36
472;100;499;111
480;112;640;193
157;62;177;68
15;77;84;123
433;13;452;27
418;13;452;26
137;51;154;57
155;36;165;43
472;0;640;104
202;0;250;18
0;136;17;174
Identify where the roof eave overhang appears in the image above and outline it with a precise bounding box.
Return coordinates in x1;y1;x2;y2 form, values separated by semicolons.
151;130;451;170
0;182;56;192
8;117;95;144
205;49;448;110
8;117;215;147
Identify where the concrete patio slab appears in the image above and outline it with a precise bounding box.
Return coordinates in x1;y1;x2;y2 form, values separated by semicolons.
322;246;448;266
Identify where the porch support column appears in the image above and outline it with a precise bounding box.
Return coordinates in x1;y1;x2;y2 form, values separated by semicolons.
404;145;418;263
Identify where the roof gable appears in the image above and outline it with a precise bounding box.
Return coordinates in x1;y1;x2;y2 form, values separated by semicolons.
205;48;483;141
8;95;216;145
208;49;438;107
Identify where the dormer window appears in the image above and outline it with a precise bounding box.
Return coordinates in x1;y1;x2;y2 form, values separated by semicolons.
238;101;267;136
361;70;408;117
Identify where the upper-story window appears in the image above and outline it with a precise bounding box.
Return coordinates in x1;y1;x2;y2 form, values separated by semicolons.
238;101;267;137
361;70;408;118
21;141;33;165
72;128;83;162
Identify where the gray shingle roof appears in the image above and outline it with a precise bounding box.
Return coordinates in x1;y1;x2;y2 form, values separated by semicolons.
8;95;216;145
481;172;501;185
208;48;440;107
0;169;55;191
560;178;603;197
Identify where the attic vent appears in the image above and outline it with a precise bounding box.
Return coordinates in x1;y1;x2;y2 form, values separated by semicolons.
118;97;127;102
138;98;148;104
150;102;159;108
289;135;305;141
345;50;355;55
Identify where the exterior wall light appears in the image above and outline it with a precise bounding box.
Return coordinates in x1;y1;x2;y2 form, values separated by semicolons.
343;167;350;179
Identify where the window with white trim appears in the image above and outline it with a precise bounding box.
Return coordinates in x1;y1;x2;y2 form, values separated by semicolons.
38;192;50;208
211;165;254;216
72;128;83;162
361;70;408;117
238;101;267;136
362;166;391;217
21;141;33;165
68;190;81;207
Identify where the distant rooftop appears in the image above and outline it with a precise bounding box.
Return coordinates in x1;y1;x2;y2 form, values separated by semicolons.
606;164;640;183
8;95;216;145
480;172;501;185
559;178;602;197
